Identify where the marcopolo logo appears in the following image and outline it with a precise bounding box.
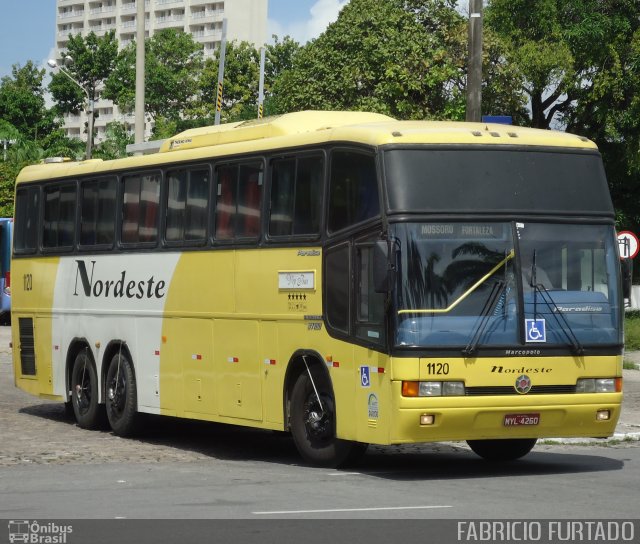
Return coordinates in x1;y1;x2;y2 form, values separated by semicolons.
74;260;166;300
8;521;73;544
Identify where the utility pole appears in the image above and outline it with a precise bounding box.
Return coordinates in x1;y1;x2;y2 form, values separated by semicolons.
214;18;228;126
135;0;146;147
466;0;483;122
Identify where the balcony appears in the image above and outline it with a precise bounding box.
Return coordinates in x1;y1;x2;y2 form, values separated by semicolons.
89;6;115;15
120;0;150;13
156;0;184;5
155;15;185;28
58;10;85;19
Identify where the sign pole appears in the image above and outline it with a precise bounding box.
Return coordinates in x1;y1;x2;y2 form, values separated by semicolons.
257;46;266;119
214;18;228;126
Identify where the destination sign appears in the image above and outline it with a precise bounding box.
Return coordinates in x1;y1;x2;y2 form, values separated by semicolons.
419;223;507;240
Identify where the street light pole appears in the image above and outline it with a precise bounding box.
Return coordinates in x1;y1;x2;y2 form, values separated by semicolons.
48;57;94;159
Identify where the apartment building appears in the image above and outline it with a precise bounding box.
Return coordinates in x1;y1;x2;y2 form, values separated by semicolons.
54;0;268;142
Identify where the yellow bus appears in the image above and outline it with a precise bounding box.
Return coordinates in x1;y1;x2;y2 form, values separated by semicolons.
12;111;623;467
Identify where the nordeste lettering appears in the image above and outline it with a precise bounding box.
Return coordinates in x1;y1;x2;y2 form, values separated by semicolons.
73;260;166;299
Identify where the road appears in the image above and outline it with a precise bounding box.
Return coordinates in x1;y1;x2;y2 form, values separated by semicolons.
1;325;639;521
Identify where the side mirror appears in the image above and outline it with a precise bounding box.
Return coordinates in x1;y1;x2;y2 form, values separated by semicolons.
373;239;392;293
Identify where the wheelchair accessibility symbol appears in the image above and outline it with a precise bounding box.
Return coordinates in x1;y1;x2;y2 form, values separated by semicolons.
360;366;371;388
525;319;546;343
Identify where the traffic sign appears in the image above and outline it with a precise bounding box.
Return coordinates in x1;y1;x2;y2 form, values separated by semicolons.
617;231;639;259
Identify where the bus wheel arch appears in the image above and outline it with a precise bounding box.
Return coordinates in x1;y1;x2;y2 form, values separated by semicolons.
283;350;328;430
284;350;366;467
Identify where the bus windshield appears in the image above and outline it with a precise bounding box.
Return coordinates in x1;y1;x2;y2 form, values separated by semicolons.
393;222;621;350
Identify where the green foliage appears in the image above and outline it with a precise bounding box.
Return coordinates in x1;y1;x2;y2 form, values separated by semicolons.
189;40;261;123
625;314;640;351
270;0;468;119
486;0;640;247
49;31;119;114
93;122;134;160
0;61;58;142
104;29;203;123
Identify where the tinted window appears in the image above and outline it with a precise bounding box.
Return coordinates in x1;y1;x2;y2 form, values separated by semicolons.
166;168;210;244
328;151;379;233
355;241;386;345
384;149;613;215
269;155;323;237
122;173;160;244
215;161;263;241
324;243;350;333
80;177;116;247
14;187;39;253
43;184;76;249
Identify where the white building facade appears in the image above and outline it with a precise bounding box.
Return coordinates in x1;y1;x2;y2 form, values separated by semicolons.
54;0;268;142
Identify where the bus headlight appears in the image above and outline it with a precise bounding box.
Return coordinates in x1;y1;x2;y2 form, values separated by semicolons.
576;378;620;393
402;381;465;397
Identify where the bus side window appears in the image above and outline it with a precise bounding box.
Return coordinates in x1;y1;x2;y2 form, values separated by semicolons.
355;241;386;346
237;164;262;238
14;187;39;253
215;161;262;241
215;165;237;241
43;184;76;250
328;151;379;234
185;169;209;242
122;173;160;245
80;177;116;248
269;155;323;238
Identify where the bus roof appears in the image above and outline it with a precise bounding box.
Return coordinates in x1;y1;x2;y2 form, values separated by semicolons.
16;110;598;184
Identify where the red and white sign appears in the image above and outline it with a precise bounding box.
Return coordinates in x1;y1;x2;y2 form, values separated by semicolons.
617;231;639;259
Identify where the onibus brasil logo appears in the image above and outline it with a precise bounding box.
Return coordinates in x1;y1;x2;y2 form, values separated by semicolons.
8;521;73;544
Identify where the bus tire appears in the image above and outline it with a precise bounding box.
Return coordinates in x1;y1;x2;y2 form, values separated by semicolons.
70;350;104;429
467;438;537;462
290;368;367;468
105;351;139;437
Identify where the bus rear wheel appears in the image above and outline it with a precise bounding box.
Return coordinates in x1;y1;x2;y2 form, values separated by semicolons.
105;351;139;437
290;368;367;468
467;438;537;461
70;350;104;429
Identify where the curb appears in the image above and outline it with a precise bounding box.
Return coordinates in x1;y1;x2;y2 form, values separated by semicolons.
541;432;640;446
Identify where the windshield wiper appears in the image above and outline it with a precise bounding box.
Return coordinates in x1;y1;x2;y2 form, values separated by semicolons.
462;279;506;358
529;252;584;355
532;284;585;355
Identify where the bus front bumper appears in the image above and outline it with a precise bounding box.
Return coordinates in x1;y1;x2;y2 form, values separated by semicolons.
389;391;622;444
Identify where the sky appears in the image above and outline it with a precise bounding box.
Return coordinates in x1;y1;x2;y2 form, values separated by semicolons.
0;0;351;80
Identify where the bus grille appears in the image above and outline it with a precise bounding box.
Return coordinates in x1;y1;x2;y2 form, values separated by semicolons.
18;317;36;376
465;385;577;396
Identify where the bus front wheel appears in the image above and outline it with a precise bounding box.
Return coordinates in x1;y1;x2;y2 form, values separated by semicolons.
467;438;537;461
105;351;139;437
70;350;104;429
290;368;367;467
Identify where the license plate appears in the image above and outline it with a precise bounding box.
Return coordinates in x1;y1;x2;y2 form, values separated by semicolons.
504;413;540;426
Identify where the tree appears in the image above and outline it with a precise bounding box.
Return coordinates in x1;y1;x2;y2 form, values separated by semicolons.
0;61;58;142
48;30;119;147
263;36;302;116
269;0;468;120
485;0;640;228
104;29;203;128
93;122;134;160
189;40;261;124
